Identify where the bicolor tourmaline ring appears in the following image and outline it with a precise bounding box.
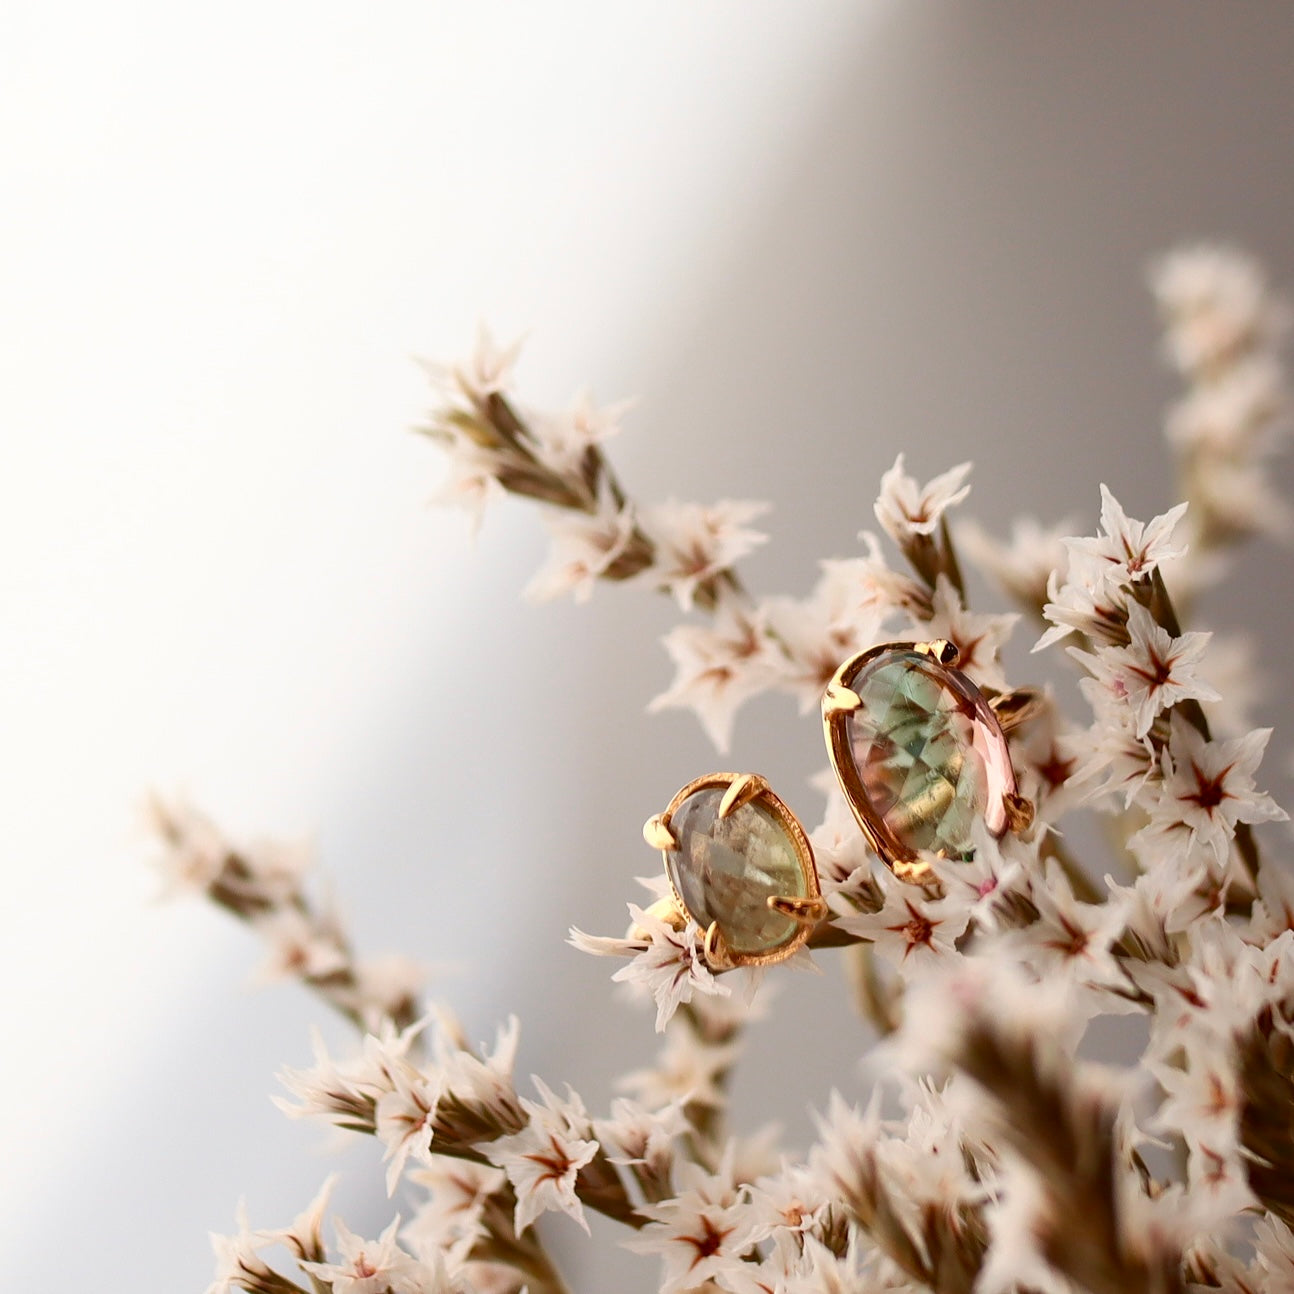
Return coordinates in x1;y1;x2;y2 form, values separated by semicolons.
822;640;1037;884
641;773;826;970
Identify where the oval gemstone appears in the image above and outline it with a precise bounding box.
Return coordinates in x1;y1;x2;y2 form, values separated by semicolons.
842;650;1014;859
665;788;808;957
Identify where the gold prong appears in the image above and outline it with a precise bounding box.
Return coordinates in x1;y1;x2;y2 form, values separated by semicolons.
768;894;828;926
1003;792;1035;834
642;813;677;852
718;773;769;819
823;682;862;718
989;688;1046;735
629;896;687;940
915;639;959;666
891;855;934;885
702;921;734;971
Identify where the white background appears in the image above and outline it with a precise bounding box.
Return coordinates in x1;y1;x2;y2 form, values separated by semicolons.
3;5;1293;1290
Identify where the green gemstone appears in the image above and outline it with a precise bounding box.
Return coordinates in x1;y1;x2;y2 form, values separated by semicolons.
843;651;1013;859
666;788;807;957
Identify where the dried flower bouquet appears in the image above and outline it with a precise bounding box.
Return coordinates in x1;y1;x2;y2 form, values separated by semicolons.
162;245;1294;1294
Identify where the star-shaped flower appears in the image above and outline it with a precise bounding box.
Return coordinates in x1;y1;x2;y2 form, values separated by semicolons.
1070;601;1218;738
874;454;972;545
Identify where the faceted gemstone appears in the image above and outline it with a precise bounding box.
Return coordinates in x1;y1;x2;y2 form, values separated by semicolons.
665;787;808;957
842;650;1014;859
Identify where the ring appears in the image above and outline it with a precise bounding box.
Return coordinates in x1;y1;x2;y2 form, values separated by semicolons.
822;639;1038;884
641;772;826;970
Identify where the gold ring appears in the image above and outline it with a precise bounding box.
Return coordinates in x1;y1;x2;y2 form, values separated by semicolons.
640;772;826;970
822;639;1038;884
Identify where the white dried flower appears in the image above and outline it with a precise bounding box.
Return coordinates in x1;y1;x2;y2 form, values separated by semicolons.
874;453;971;545
530;388;632;474
611;904;731;1032
640;497;770;609
1152;244;1284;377
1069;600;1218;739
1130;713;1286;869
649;605;779;753
524;503;636;603
483;1078;599;1236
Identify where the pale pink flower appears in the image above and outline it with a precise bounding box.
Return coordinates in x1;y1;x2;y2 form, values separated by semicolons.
423;322;524;403
301;1216;442;1294
144;793;231;897
1188;455;1294;539
852;531;933;617
1249;858;1294;944
835;875;970;970
524;504;636;603
430;443;506;536
1131;714;1286;868
1070;601;1218;739
649;606;779;752
1151;244;1284;377
1064;716;1159;809
806;1091;884;1218
1253;1215;1294;1287
761;571;885;712
873;454;971;545
205;1202;282;1294
531;388;633;473
611;904;731;1032
1152;1051;1240;1149
345;954;429;1028
375;1067;444;1195
1007;863;1130;992
248;907;349;986
593;1096;688;1178
617;1022;740;1110
1166;353;1288;454
1065;485;1188;588
275;1019;425;1129
743;1163;830;1245
566;924;651;959
809;788;876;902
259;1174;337;1265
1035;550;1134;651
956;514;1074;610
625;1154;754;1294
777;1235;873;1294
928;828;1031;931
877;1087;987;1218
640;497;771;608
483;1080;599;1235
432;1014;527;1140
403;1159;506;1268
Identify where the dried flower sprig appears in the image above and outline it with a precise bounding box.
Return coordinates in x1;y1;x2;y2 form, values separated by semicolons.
146;793;425;1033
190;246;1294;1294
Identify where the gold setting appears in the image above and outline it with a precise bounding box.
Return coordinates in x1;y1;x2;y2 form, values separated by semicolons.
642;771;824;970
822;640;1036;885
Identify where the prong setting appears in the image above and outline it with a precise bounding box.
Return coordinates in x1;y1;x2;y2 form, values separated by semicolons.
702;921;735;971
822;682;862;718
718;773;770;820
767;894;828;926
989;687;1046;735
915;638;960;666
1003;792;1036;834
642;813;678;852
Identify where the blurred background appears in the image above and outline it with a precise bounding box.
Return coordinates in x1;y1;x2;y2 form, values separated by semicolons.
3;3;1293;1289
